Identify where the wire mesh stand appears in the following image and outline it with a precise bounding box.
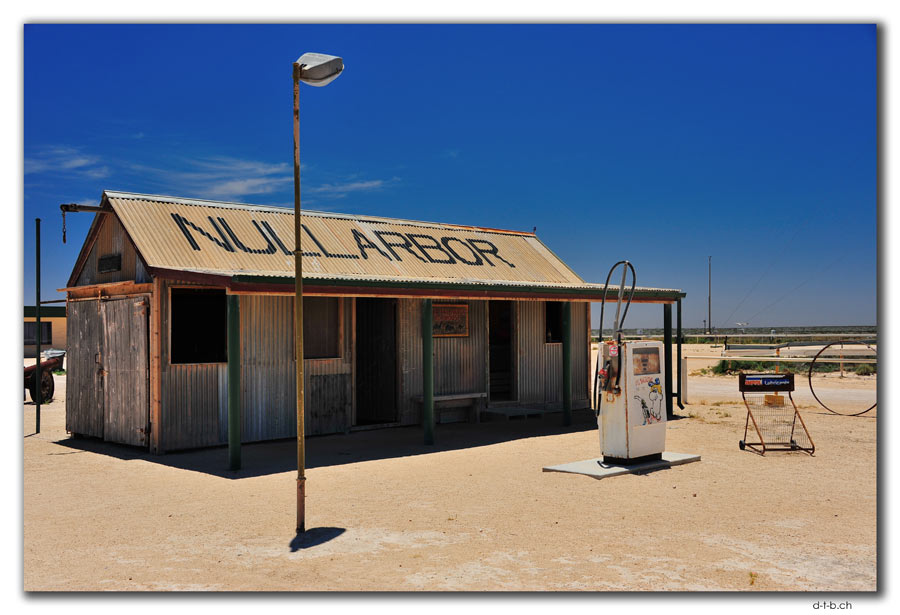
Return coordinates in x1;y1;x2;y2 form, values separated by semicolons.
738;373;814;456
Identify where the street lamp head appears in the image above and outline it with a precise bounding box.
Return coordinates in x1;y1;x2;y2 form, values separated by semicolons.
294;52;344;86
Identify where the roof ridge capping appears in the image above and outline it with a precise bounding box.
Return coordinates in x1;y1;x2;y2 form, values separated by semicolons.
101;190;536;236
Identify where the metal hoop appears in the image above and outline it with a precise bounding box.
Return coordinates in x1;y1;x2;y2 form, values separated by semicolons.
807;339;877;416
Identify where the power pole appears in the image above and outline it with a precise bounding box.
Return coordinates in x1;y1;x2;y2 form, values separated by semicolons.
707;256;712;335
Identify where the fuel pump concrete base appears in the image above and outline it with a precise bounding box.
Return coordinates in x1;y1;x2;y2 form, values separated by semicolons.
542;451;700;480
543;260;699;480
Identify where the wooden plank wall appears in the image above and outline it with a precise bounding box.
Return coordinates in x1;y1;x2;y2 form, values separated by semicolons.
101;297;150;447
75;214;150;286
65;299;104;438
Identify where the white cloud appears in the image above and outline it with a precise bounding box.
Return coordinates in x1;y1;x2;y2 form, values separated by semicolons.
84;166;111;179
308;179;383;193
123;155;294;200
306;178;398;199
25;145;107;179
207;177;284;198
26;144;398;204
60;156;97;170
164;156;293;199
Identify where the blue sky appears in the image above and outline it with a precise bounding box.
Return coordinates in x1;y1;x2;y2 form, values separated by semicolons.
23;24;876;328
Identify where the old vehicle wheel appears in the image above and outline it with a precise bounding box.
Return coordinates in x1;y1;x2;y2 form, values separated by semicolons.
738;440;745;450
29;370;54;403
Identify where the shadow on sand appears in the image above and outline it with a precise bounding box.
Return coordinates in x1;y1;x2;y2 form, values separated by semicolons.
55;409;598;479
289;527;346;552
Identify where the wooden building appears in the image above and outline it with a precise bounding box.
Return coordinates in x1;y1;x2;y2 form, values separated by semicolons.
63;191;685;453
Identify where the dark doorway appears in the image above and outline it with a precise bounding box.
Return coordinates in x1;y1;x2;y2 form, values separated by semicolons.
355;298;398;425
489;300;515;402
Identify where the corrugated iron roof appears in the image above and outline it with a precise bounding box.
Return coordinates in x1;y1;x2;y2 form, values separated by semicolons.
69;191;684;300
105;191;585;284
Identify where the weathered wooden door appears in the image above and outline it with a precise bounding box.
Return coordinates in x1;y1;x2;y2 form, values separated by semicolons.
101;297;150;446
66;299;104;438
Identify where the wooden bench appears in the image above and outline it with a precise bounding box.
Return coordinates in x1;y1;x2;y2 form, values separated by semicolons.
481;406;558;421
413;392;488;424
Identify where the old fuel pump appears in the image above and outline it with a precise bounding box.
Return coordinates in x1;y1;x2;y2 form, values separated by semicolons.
594;261;667;465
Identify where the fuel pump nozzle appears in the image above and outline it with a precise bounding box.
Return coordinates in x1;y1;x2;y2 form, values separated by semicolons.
593;261;636;412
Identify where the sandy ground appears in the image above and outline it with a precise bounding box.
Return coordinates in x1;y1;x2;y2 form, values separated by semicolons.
23;351;877;592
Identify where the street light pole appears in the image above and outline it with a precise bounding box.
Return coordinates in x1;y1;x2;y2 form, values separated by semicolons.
35;218;42;434
292;52;344;534
292;62;306;534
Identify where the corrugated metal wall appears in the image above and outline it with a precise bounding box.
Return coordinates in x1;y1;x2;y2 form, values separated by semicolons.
434;300;486;395
515;301;589;408
159;284;353;451
239;295;295;442
239;295;352;442
152;285;591;450
83;282;589;451
398;299;488;424
398;298;586;423
298;295;353;436
162;363;226;451
571;301;589;408
75;214;150;286
158;278;227;451
516;301;548;404
397;299;423;425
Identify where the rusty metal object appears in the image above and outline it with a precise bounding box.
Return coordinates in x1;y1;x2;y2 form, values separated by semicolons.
24;352;65;402
738;373;815;456
808;340;877;416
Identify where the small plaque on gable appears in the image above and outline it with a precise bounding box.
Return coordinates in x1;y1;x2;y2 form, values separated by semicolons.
433;304;469;337
98;253;122;273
